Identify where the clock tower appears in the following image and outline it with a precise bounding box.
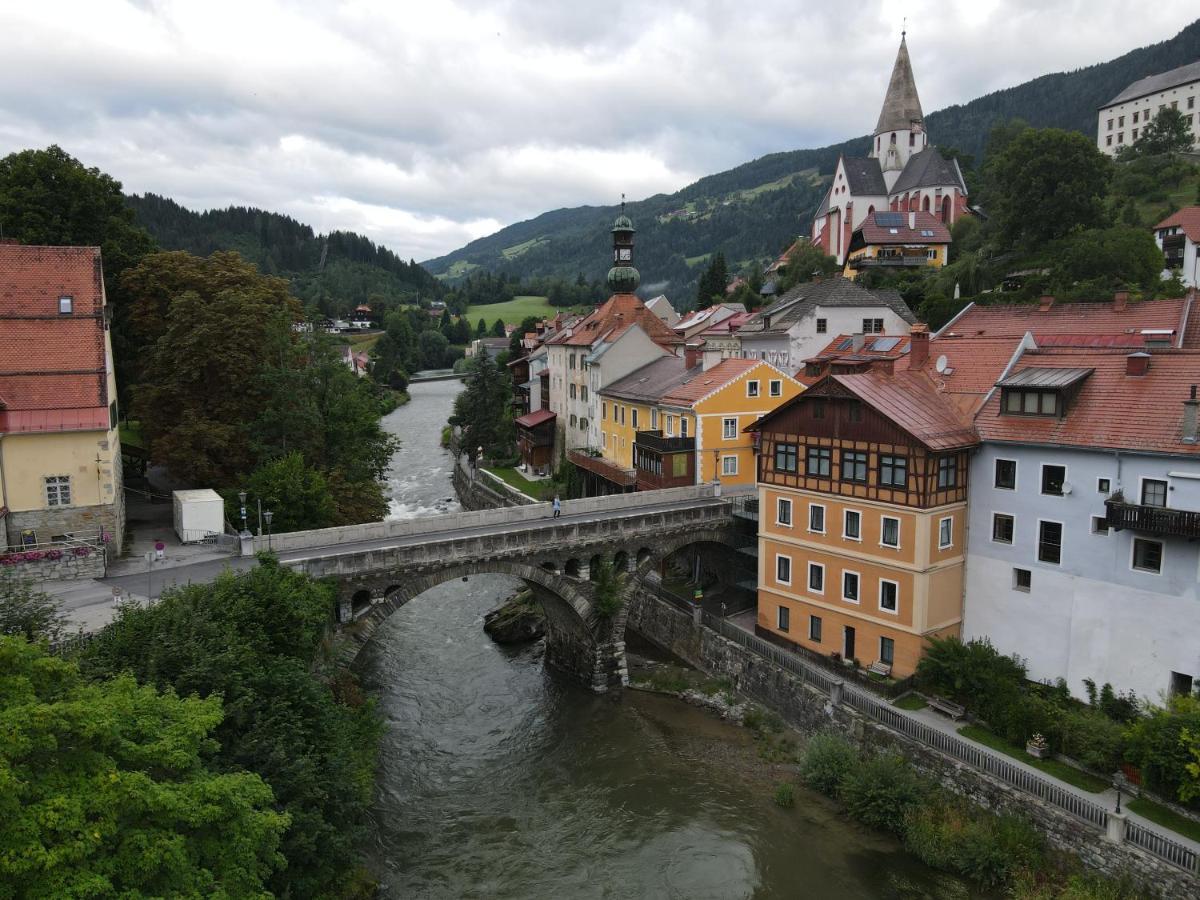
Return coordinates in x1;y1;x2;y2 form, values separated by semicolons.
607;200;640;294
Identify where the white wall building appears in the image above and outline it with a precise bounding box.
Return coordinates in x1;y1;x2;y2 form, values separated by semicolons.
1096;60;1200;156
1154;208;1200;288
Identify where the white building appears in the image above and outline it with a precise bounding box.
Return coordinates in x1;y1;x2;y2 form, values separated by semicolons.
1097;59;1200;156
1154;207;1200;288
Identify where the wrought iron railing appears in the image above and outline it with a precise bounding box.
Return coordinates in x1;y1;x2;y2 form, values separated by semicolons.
1104;499;1200;539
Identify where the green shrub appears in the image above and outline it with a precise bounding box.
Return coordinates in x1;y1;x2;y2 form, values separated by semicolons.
773;783;795;809
1058;708;1124;772
1124;695;1200;803
798;731;857;797
916;636;1027;711
838;753;924;832
904;798;1043;888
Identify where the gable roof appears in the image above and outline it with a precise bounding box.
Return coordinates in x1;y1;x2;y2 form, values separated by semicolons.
737;276;915;339
834;371;977;451
600;356;697;404
546;292;681;348
938;297;1193;347
1104;60;1200;107
976;348;1200;456
854;209;951;245
890;148;968;195
1155;206;1200;243
875;35;925;134
660;358;764;407
841;157;888;196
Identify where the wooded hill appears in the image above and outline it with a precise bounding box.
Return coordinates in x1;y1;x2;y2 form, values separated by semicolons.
126;193;444;316
424;20;1200;307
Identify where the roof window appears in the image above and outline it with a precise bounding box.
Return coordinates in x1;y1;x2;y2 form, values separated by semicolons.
58;296;73;315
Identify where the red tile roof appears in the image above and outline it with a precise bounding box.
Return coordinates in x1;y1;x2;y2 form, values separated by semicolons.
515;409;556;428
0;244;110;432
941;297;1192;346
1155;207;1200;243
975;348;1200;455
833;371;979;451
855;210;951;245
547;293;681;348
660;358;762;406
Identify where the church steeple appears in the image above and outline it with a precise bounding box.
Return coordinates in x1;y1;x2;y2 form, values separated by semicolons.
875;32;924;136
607;196;640;294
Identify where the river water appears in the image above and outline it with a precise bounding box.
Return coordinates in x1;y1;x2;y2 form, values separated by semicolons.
362;380;968;899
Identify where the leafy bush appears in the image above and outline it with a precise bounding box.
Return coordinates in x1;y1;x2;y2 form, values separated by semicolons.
838;753;924;832
773;783;795;809
798;731;857;797
904;797;1044;888
1124;696;1200;804
1058;707;1124;772
916;636;1027;711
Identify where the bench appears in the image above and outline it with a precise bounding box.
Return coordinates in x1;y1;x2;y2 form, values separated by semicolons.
928;695;966;720
867;660;892;677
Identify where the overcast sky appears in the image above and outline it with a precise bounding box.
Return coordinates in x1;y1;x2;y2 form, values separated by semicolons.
1;1;1196;261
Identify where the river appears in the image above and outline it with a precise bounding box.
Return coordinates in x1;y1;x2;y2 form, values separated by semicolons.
362;380;968;899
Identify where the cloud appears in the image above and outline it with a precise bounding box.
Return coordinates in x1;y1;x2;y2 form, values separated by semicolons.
0;0;1196;260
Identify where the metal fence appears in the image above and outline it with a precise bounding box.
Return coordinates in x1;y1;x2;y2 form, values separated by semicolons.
647;594;1200;873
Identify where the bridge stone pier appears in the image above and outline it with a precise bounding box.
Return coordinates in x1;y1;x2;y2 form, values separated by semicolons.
267;485;749;691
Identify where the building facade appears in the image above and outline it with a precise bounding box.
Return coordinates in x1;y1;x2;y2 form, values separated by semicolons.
0;244;125;556
1096;59;1200;156
1154;207;1200;289
844;210;951;279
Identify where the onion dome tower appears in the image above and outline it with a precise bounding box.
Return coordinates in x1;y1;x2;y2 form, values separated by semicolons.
607;197;640;294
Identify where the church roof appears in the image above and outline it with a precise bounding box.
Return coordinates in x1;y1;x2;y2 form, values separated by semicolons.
875;35;924;135
841;157;888;196
890;148;968;195
1104;60;1200;107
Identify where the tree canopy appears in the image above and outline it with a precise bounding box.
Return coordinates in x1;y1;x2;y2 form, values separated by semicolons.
1125;106;1195;158
449;353;516;461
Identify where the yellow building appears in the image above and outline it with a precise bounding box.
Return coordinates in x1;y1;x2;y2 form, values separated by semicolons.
749;368;975;678
595;354;802;492
844;210;950;280
0;244;125;556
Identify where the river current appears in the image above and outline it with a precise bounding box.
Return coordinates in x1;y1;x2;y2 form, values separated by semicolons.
361;379;967;899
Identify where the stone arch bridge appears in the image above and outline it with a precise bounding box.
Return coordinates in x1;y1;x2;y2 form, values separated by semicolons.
264;486;752;691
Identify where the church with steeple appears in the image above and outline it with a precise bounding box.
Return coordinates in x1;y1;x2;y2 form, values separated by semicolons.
810;33;969;265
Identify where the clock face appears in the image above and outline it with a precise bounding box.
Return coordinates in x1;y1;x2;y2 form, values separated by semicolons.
618;248;632;261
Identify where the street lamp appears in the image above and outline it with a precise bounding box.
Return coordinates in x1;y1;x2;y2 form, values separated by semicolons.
1113;771;1128;814
238;490;248;535
264;510;274;551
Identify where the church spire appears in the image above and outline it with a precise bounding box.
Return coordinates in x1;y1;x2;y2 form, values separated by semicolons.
874;32;924;137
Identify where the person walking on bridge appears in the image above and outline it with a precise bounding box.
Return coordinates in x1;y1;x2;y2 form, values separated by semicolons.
552;494;562;518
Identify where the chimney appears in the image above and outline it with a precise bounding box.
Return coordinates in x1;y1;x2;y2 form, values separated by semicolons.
872;357;895;375
909;323;930;369
1038;295;1055;312
702;347;723;371
1126;352;1150;377
908;211;916;230
1184;385;1199;444
1113;290;1129;311
684;342;703;370
850;333;867;352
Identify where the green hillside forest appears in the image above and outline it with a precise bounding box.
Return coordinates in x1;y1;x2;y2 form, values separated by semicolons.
424;20;1200;306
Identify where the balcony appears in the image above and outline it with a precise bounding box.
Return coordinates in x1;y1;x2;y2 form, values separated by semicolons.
635;430;695;453
1104;499;1200;539
848;251;936;269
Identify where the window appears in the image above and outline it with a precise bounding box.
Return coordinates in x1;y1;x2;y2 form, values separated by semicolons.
1191;97;1196;109
1013;568;1031;592
816;318;827;334
1132;128;1139;140
992;513;1014;544
109;400;118;431
1118;132;1124;144
937;457;957;489
1037;521;1063;565
807;447;831;477
1097;477;1111;494
938;516;953;549
602;431;608;448
1040;465;1066;496
769;379;782;397
569;384;576;400
665;415;673;436
774;442;798;473
879;454;907;488
994;459;1016;490
843;509;862;540
1141;479;1167;508
579;417;588;431
746;380;760;398
721;455;738;476
776;498;792;526
862;318;884;333
842;571;860;603
841;450;867;483
1091;516;1109;535
569;414;577;427
776;555;792;585
630;408;637;429
1118;115;1124;126
881;516;900;548
808;562;824;594
1132;538;1163;574
581;386;588;402
809;504;826;533
1106;135;1113;147
723;417;737;440
58;296;73;315
1133;111;1139;123
1003;389;1060;416
879;580;898;613
602;402;608;421
777;606;790;632
569;353;576;369
619;406;626;425
680;417;689;437
44;475;71;507
651;409;658;430
879;636;895;666
809;615;822;642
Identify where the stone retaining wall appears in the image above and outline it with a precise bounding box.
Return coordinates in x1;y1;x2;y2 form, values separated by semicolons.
452;463;529;510
0;548;106;581
627;588;1200;899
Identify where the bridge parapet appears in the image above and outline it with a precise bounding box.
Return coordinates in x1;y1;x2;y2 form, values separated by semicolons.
251;483;724;555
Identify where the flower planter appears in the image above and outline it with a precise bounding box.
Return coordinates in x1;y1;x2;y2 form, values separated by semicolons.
1025;742;1049;759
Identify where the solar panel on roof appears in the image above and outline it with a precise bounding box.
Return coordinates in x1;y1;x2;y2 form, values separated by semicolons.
871;337;900;351
875;212;905;227
837;338;853;350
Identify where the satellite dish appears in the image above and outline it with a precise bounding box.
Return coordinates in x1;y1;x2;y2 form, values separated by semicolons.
935;354;949;374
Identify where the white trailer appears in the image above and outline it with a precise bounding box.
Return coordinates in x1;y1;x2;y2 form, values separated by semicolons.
172;489;225;543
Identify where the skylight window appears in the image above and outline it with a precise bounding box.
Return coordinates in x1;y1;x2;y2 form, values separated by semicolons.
888;228;899;234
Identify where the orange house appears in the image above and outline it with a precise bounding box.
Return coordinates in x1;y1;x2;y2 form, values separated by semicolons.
749;370;976;677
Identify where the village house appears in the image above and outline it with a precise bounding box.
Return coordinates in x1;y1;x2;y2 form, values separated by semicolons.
843;210;951;279
0;243;125;555
1154;207;1200;288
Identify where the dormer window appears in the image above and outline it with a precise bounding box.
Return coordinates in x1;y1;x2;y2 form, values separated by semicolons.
58;296;73;315
997;367;1093;418
1003;389;1059;416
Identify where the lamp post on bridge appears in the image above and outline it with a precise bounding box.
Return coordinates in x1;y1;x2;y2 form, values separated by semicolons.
264;510;274;552
238;490;248;536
